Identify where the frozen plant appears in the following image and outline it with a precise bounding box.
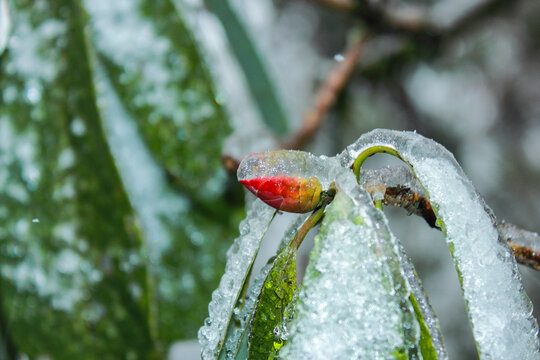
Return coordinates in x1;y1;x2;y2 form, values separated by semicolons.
199;129;540;359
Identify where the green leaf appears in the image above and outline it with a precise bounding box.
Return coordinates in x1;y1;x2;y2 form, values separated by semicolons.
82;0;244;345
279;190;424;359
410;294;439;360
204;0;290;135
248;247;297;360
213;215;308;360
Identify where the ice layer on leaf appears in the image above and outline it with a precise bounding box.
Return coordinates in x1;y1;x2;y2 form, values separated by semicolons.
214;215;307;359
397;243;448;359
280;190;422;359
340;129;540;359
198;199;275;360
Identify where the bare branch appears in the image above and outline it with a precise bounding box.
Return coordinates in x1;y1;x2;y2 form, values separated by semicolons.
284;36;368;150
222;155;240;174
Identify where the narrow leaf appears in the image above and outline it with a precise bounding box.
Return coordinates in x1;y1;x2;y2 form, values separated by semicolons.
248;247;297;359
198;199;275;360
215;215;309;360
204;0;289;135
83;0;243;342
280;190;423;359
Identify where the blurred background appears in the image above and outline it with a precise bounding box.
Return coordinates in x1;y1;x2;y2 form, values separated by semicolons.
1;0;540;359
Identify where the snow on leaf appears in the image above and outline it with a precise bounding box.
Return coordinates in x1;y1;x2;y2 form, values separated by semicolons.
280;190;422;360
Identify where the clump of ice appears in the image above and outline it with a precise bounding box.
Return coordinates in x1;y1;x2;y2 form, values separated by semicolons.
340;129;540;359
280;189;421;359
237;150;357;194
360;166;420;191
198;199;275;360
359;166;423;201
497;221;540;251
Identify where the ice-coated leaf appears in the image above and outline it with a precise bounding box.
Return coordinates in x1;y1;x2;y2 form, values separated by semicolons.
398;248;447;360
248;247;297;359
198;199;275;360
280;190;423;360
213;214;307;360
340;129;540;359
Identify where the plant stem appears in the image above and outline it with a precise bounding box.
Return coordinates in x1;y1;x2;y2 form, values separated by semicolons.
291;189;336;249
285;36;368;150
352;145;405;181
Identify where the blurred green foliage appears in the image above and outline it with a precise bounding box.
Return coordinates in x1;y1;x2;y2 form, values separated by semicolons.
0;0;243;358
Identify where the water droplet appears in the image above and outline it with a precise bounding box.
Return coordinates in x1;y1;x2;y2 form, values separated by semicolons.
31;218;39;223
58;148;75;169
25;82;42;103
215;93;227;105
70;117;86;136
334;54;344;62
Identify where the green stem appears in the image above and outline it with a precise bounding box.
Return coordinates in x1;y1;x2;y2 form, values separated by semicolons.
352;145;405;181
291;188;336;249
374;199;383;211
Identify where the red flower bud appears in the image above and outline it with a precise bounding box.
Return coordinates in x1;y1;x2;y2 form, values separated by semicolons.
240;175;322;213
237;151;323;213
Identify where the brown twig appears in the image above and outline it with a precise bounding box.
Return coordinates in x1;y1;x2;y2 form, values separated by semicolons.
509;243;540;271
362;176;540;271
222;155;240;174
284;36;368;150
